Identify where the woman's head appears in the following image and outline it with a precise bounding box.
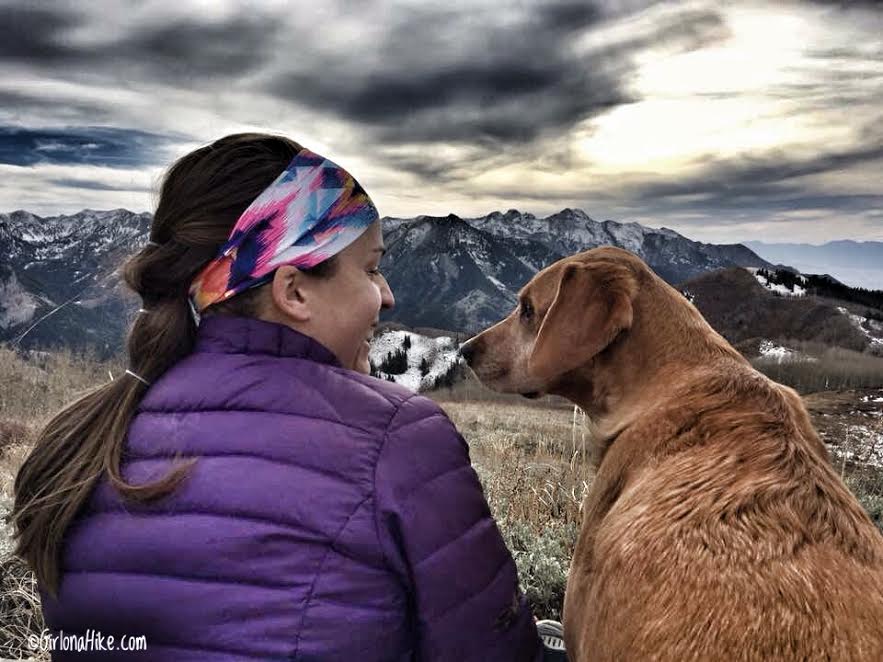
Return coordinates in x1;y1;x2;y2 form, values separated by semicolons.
125;132;310;383
183;140;395;373
263;219;394;373
12;133;389;596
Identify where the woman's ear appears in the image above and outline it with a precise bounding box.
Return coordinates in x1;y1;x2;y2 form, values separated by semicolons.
269;265;311;323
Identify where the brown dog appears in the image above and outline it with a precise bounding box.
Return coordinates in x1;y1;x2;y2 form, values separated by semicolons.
460;246;883;661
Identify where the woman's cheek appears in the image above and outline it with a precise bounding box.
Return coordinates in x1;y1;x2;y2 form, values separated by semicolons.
357;341;372;374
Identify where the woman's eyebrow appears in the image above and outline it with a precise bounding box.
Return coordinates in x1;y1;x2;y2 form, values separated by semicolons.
372;247;387;255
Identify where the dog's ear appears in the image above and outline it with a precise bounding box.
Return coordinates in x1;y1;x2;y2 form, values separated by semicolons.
528;261;637;382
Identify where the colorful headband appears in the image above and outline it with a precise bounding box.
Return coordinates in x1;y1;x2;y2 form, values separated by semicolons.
188;147;379;314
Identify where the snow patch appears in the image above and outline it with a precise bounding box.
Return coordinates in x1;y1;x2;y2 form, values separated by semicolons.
369;329;461;392
0;272;39;328
837;307;883;345
603;221;646;254
486;275;508;292
756;340;817;363
752;271;805;297
832;424;883;469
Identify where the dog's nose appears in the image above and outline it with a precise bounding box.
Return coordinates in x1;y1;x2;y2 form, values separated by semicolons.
458;341;476;364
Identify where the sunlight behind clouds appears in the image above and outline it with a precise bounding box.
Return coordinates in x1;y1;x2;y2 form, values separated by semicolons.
579;5;850;173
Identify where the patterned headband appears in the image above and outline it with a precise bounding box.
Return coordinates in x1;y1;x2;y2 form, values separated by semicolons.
188;147;379;315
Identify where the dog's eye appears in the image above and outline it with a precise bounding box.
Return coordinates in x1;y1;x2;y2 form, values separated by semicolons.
520;301;534;321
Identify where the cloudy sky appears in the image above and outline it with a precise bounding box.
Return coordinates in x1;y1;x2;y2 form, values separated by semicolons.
1;0;881;244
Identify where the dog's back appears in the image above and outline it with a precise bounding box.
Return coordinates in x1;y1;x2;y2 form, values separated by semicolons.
573;362;883;661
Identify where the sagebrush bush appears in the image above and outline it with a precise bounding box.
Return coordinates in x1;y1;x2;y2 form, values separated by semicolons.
843;467;883;533
500;519;579;621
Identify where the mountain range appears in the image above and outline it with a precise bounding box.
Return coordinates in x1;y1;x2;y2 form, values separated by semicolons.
0;209;150;355
3;207;878;359
381;208;773;332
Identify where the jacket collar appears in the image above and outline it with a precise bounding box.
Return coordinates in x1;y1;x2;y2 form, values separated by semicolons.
194;315;342;368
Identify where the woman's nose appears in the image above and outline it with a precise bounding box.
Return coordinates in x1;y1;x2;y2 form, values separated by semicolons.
380;275;395;310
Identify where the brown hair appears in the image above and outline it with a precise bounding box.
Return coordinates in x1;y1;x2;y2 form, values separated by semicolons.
11;132;336;596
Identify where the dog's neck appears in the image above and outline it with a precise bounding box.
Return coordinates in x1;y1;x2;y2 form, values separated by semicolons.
553;284;748;459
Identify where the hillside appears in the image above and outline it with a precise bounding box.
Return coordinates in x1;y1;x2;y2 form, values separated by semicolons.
680;267;883;354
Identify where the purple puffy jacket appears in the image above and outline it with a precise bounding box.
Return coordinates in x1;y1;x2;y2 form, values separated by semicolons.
40;315;543;661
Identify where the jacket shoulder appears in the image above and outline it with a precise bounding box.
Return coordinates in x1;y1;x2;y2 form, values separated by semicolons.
139;351;435;436
340;369;425;412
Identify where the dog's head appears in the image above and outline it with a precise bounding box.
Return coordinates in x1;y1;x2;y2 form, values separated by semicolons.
460;247;642;399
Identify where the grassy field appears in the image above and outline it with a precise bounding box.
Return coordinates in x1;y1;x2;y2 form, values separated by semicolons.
0;350;881;659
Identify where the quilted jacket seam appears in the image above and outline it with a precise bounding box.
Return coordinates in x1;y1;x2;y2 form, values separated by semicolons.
293;492;375;657
371;393;422;577
124;450;353;486
86;506;327;538
135;407;375;435
428;553;510;623
62;567;298;590
177;350;411;411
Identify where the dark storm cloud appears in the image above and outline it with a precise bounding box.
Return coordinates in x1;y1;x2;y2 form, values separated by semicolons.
653;191;883;218
269;2;726;148
633;142;883;206
0;126;182;168
805;0;883;8
534;1;604;33
0;0;877;240
0;4;280;79
104;17;280;78
0;91;115;124
0;4;81;62
0;1;726;152
473;139;883;225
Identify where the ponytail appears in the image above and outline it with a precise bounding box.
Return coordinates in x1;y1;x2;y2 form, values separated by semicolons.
11;133;304;596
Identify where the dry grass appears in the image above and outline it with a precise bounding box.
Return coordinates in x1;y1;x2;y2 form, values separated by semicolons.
433;398;595;618
0;347;121;453
437;400;594;525
1;439;48;660
0;555;46;661
752;342;883;393
0;347;118;661
428;370;573;409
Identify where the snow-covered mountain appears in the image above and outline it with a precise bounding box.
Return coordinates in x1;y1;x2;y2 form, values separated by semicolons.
0;207;775;353
0;209;150;355
381;208;774;332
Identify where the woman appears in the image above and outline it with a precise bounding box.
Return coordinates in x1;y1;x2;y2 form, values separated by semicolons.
12;133;563;660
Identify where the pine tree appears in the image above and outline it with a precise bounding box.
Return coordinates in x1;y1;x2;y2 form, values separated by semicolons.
379;348;409;375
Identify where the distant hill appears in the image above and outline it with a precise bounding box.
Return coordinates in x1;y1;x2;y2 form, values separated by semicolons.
679;267;883;355
745;240;883;290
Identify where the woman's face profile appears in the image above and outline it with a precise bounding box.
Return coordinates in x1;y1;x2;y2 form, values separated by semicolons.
303;220;395;373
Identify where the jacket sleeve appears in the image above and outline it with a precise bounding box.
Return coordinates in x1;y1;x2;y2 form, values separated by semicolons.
374;394;543;662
